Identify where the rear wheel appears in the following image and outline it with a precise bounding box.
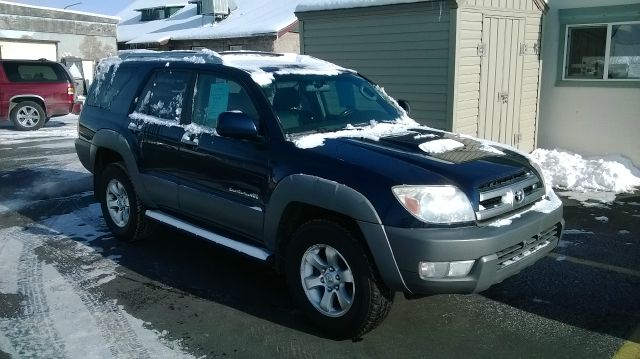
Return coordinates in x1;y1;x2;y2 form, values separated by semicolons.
99;163;154;241
286;219;394;339
11;101;45;131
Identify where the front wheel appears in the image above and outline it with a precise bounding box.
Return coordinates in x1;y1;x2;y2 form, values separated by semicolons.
99;163;154;241
286;220;394;339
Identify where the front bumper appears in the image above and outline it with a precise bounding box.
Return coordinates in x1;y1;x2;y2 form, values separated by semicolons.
385;203;564;294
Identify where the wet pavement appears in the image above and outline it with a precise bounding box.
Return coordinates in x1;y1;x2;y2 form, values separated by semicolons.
0;116;638;358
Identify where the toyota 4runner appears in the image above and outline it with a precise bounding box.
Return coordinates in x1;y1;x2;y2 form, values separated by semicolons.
75;50;564;339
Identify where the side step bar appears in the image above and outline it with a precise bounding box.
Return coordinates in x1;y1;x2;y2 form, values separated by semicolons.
145;210;272;261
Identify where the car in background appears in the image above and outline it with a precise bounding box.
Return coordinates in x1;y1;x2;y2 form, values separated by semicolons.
0;59;76;131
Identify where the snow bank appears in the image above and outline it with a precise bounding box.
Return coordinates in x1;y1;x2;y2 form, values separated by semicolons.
530;149;640;194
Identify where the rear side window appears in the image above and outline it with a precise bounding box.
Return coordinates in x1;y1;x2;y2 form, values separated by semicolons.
86;64;136;110
2;62;67;82
135;70;190;123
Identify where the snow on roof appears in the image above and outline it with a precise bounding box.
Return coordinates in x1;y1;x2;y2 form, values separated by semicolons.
0;0;120;20
117;0;299;45
295;0;429;12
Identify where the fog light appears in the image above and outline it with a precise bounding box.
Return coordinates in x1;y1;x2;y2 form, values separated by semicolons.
419;260;475;279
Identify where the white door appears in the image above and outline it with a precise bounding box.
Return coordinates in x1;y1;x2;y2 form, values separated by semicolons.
478;16;526;148
0;41;57;61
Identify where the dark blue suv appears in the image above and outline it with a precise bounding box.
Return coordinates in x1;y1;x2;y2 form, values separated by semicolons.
75;50;564;339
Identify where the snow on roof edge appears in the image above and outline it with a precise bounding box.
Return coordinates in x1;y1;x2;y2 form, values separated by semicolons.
296;0;432;13
0;0;120;20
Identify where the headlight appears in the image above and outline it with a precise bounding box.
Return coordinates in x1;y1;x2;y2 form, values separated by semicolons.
392;185;475;224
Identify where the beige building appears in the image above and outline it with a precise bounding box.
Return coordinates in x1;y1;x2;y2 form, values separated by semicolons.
117;0;300;54
297;0;547;152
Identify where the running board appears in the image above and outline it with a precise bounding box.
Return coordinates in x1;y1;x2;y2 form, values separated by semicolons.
145;210;272;261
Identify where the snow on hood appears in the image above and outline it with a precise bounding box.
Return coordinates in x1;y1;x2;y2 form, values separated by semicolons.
293;117;422;149
530;148;640;194
296;0;428;12
418;138;465;154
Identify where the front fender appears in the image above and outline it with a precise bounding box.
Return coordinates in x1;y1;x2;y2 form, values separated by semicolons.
90;129;155;206
264;174;410;292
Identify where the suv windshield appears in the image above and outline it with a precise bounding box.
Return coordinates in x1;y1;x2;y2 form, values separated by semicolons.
261;73;402;135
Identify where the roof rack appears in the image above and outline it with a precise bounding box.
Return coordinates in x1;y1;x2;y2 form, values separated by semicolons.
118;49;223;64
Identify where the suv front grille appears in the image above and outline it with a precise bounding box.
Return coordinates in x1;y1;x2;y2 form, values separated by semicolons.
497;224;561;269
476;171;545;221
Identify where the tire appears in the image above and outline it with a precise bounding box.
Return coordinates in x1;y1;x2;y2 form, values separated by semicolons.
99;163;154;242
10;101;46;131
286;219;394;339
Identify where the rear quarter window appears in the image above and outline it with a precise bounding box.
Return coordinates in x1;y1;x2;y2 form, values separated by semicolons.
86;64;136;111
2;62;67;82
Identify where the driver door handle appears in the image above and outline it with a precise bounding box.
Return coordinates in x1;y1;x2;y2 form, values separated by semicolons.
127;122;141;133
181;133;199;146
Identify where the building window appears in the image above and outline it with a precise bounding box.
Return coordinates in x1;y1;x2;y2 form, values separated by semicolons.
139;6;184;21
229;45;243;51
564;22;640;81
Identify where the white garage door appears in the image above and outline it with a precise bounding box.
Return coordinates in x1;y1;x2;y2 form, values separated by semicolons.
0;41;57;61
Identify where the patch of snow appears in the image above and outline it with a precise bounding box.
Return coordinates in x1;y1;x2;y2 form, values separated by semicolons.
594;216;609;223
0;204;195;358
0;237;23;294
557;239;578;248
627;202;640;206
554;255;567;261
563;229;594;235
419;139;465;154
0;115;78;145
292;117;420;149
129;112;181;128
618;230;631;235
414;133;437;140
580;202;610;210
487;191;563;227
530;149;640;196
560;191;617;204
479;144;506;156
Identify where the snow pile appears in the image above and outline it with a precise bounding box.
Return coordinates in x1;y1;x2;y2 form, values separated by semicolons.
530;149;640;194
292;117;420;149
418;139;464;154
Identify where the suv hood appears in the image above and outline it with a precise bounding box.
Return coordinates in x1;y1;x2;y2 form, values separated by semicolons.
297;128;538;197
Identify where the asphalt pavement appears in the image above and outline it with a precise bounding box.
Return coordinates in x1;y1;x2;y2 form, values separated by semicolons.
0;116;638;359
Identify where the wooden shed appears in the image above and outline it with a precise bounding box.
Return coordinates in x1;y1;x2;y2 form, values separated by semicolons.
296;0;548;151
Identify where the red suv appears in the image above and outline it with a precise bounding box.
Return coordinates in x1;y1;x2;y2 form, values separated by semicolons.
0;60;75;131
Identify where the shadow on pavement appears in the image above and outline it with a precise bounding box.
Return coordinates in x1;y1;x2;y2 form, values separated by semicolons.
482;192;640;344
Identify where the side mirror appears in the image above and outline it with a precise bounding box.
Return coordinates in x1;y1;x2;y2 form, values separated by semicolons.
217;111;259;140
397;99;411;115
